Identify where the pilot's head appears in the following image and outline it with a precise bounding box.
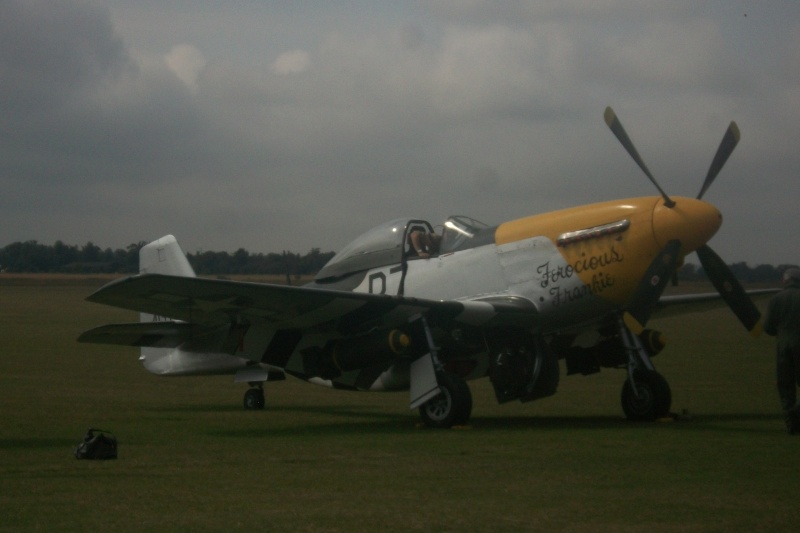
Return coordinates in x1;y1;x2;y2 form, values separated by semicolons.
782;267;800;286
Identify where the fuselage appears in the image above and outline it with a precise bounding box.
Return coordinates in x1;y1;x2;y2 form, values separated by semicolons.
349;195;721;331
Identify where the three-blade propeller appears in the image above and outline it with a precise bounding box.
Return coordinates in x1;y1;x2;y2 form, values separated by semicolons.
604;107;761;336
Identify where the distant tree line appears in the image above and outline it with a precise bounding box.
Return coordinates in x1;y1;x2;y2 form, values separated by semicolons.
0;240;795;282
677;262;796;284
188;248;335;276
0;240;335;276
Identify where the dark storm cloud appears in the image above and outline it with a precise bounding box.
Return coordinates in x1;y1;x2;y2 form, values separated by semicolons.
0;0;210;189
0;0;124;113
1;0;797;266
0;0;221;252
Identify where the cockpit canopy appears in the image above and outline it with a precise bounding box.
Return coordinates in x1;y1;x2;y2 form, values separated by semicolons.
314;216;493;281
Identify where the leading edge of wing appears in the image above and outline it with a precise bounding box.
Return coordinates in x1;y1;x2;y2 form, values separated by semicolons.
86;274;541;332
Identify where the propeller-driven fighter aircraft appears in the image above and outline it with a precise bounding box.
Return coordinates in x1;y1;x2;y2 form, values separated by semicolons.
79;108;765;428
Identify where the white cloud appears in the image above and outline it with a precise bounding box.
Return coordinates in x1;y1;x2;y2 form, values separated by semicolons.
164;44;206;93
271;49;311;75
430;24;577;117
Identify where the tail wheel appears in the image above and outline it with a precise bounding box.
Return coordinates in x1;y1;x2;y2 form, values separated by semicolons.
419;374;472;429
621;370;671;421
243;388;265;410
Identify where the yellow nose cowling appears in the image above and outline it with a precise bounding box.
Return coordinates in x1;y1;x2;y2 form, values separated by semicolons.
651;197;722;254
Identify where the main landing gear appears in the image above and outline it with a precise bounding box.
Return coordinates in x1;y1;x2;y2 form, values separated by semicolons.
621;369;671;421
618;317;672;421
418;373;473;429
411;315;473;429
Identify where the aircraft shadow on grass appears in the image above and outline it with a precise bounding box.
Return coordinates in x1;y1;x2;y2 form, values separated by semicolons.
142;403;784;438
0;437;77;451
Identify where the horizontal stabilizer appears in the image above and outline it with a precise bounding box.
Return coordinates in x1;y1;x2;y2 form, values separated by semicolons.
78;321;204;348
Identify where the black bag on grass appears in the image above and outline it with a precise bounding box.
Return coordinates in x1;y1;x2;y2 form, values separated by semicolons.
74;428;117;460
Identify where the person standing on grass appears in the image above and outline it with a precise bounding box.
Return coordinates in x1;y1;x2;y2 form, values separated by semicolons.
763;267;800;434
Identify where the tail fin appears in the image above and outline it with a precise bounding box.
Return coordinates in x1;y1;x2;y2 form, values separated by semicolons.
138;235;195;372
138;235;194;324
139;235;196;277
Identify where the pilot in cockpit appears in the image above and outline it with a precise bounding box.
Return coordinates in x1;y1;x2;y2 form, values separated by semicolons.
409;229;441;259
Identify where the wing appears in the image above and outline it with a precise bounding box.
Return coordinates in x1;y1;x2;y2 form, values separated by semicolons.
654;288;778;318
84;274;539;335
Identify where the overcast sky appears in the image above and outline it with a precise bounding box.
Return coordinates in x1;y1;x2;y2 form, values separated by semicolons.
2;1;798;265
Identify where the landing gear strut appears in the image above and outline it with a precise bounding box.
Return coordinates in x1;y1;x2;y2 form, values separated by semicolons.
618;317;671;421
409;315;474;429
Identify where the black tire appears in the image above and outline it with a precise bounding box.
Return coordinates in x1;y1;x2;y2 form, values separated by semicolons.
243;388;265;410
419;374;472;428
621;369;671;421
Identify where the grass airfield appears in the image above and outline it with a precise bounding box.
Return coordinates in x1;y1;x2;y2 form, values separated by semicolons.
1;277;799;532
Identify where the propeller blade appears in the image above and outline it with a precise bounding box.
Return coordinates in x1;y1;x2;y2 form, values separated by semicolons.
604;107;675;208
623;240;682;335
696;244;762;336
697;121;741;200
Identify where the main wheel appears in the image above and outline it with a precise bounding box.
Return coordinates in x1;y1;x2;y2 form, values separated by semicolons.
419;374;472;428
243;388;265;410
621;369;671;421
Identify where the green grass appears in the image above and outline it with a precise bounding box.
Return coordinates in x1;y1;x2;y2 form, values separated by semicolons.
1;279;799;531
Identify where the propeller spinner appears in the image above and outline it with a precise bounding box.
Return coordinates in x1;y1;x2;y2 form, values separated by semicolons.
604;107;761;336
